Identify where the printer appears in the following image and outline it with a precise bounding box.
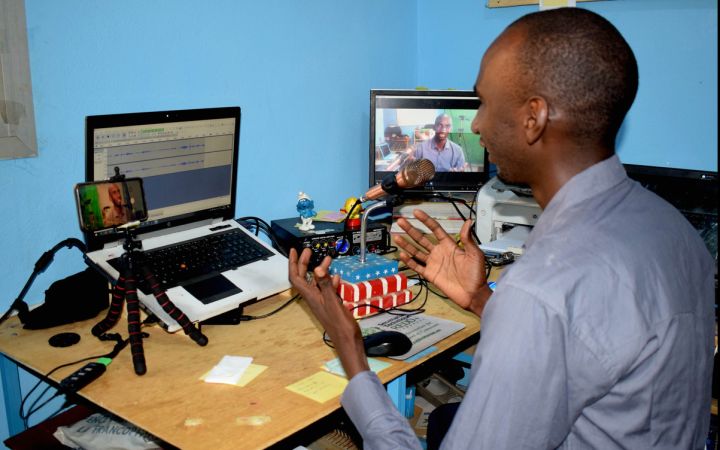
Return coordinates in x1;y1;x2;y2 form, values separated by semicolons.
475;177;542;255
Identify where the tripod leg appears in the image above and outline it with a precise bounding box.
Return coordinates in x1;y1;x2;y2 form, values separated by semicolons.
124;274;147;375
141;267;208;346
91;273;127;337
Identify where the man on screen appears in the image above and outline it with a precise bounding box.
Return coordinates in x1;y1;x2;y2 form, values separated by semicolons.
102;183;130;227
411;113;467;172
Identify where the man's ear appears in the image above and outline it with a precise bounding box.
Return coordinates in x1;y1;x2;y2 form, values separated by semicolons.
524;96;549;145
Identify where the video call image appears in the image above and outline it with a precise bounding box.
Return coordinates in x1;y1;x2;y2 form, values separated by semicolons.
76;180;146;232
374;108;485;173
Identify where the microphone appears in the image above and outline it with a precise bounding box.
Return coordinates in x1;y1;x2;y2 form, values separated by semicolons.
360;159;436;202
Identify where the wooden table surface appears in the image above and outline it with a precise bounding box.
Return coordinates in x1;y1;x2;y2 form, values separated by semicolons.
0;286;480;449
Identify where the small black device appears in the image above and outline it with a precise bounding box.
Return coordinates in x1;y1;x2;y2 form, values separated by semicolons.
270;217;391;268
74;178;148;233
363;330;413;357
48;332;81;348
60;361;108;392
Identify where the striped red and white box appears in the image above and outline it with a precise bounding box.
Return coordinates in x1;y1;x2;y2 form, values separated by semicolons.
337;273;408;302
342;288;413;319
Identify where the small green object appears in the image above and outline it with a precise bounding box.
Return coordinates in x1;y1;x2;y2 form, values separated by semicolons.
97;357;113;366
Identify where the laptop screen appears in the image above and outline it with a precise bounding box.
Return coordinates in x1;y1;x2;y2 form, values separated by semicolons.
84;107;241;250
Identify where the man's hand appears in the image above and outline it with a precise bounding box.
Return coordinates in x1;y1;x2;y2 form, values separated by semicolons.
395;209;492;317
288;248;370;378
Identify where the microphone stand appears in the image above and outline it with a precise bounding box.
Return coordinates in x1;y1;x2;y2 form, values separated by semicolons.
359;195;404;263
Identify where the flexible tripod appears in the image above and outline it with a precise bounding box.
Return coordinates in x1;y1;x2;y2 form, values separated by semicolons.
91;225;208;375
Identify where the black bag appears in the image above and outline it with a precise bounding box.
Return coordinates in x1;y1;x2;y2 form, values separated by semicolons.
21;268;110;330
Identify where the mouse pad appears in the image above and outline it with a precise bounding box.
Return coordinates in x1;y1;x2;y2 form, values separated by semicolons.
358;312;465;360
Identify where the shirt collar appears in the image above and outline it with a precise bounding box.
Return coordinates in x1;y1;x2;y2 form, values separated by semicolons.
432;139;450;151
525;154;627;249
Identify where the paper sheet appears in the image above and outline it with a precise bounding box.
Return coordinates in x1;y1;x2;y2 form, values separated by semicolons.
202;356;253;385
539;0;576;9
323;357;391;378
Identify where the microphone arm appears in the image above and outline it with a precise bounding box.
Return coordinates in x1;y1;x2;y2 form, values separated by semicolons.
359;195;404;263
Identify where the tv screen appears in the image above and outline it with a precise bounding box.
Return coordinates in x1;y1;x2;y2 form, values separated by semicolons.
369;89;488;194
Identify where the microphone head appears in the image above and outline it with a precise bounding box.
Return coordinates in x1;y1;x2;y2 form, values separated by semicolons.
399;159;436;188
362;158;437;202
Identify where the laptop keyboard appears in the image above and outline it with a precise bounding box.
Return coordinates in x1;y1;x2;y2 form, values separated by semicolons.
108;228;274;291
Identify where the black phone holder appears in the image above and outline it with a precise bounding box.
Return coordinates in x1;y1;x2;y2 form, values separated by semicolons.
91;224;208;375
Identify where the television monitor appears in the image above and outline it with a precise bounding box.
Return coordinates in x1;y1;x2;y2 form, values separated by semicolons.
84;107;240;250
369;89;488;195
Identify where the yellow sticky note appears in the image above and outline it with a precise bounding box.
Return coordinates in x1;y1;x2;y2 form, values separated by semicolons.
286;371;348;403
235;364;268;387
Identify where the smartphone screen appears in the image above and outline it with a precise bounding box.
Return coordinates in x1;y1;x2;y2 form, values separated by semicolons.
74;178;148;232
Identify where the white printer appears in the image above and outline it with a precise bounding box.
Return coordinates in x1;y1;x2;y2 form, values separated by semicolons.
475;177;542;255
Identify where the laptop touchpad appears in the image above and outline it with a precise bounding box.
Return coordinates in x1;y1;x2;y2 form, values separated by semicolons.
183;275;242;305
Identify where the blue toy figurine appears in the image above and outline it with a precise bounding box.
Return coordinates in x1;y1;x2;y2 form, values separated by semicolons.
296;192;317;231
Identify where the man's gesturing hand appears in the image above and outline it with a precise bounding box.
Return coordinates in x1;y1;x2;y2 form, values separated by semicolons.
288;248;369;378
395;209;492;317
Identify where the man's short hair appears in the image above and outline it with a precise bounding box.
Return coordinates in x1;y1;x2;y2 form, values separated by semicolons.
509;8;639;146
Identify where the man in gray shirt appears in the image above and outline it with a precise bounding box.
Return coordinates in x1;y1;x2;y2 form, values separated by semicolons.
412;114;467;172
288;7;715;450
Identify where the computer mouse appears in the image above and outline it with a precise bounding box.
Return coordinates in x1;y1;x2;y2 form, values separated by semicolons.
363;330;413;357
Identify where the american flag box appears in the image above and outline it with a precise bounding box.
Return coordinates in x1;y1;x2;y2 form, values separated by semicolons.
337;273;408;302
329;253;399;282
343;288;413;318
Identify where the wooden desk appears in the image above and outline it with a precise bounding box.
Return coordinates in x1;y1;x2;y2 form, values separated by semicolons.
0;287;479;449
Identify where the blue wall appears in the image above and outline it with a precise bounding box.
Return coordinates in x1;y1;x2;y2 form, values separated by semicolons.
416;0;717;170
0;0;716;443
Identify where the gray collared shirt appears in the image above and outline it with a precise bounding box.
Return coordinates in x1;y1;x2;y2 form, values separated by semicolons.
342;155;715;449
413;138;466;172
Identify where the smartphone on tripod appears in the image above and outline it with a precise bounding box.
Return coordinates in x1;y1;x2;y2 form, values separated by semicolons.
74;178;148;232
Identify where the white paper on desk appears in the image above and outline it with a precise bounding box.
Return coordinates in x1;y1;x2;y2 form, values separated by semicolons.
359;312;465;361
204;355;253;385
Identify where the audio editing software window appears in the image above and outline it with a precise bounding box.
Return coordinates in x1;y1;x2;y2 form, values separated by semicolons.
91;118;236;225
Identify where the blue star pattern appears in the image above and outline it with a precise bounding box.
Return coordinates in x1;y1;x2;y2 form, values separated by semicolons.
329;253;399;282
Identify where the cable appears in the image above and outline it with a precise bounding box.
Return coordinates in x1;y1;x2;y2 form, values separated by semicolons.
235;216;288;257
19;336;128;428
1;238;88;327
342;198;363;231
239;293;300;321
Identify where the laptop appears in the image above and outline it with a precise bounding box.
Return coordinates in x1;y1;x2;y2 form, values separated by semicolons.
83;107;290;332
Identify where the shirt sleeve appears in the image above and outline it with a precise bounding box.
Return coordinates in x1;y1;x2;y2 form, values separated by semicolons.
341;371;422;450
